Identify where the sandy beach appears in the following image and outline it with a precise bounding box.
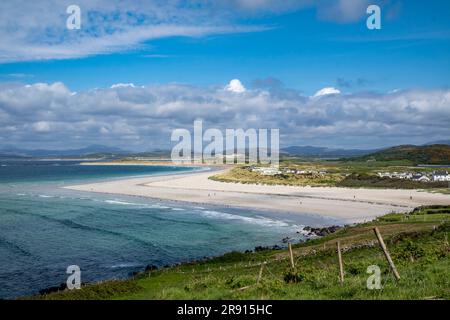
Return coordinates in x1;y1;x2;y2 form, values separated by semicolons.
65;167;450;223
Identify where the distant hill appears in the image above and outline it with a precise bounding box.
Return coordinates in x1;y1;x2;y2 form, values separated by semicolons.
281;145;377;158
347;144;450;165
0;145;128;158
423;139;450;146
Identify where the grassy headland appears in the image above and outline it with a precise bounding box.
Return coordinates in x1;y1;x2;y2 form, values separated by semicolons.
29;206;450;300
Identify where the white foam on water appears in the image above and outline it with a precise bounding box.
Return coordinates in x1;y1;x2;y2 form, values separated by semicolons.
91;198;175;210
110;262;143;269
199;210;297;229
296;225;311;236
151;204;170;209
38;195;54;198
103;199;178;210
16;193;26;196
104;200;145;206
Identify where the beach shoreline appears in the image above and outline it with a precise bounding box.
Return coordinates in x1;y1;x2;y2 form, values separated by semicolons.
65;165;450;224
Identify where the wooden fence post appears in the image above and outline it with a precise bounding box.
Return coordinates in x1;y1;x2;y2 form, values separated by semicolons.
257;262;266;285
373;227;401;280
288;243;295;270
337;241;344;285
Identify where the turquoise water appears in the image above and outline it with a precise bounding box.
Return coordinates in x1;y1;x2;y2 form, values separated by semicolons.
0;160;336;299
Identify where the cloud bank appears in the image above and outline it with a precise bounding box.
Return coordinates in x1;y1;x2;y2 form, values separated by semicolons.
0;80;448;150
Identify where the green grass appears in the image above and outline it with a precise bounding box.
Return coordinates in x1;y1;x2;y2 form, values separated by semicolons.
29;207;450;300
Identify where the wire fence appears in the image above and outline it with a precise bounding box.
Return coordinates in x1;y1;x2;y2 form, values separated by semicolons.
144;226;448;293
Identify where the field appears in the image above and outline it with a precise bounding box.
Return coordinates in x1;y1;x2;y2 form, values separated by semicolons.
29;206;450;300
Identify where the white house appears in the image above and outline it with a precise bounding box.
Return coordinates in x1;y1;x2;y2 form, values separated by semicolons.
252;167;281;176
377;172;391;178
432;171;450;182
416;175;431;182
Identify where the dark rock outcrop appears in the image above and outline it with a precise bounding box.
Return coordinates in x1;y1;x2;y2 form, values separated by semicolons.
304;225;342;237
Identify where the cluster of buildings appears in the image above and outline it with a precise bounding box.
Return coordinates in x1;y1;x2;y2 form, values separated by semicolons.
249;165;450;182
282;168;328;175
250;166;282;176
250;166;328;176
377;170;450;182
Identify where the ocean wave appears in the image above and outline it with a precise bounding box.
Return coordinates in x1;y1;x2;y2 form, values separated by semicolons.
151;204;170;209
103;199;170;209
104;200;145;206
110;262;143;269
38;195;54;198
199;210;295;228
296;226;312;236
171;207;185;211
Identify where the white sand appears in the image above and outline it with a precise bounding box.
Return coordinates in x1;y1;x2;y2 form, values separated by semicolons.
65;168;450;223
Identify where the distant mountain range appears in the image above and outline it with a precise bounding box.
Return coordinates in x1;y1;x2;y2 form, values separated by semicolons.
0;145;127;158
280;140;450;158
1;140;449;159
0;145;373;158
280;146;378;158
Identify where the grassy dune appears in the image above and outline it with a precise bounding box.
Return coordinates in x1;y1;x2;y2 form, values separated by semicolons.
28;206;450;300
210;166;344;187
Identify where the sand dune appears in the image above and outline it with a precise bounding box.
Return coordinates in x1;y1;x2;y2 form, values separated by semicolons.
65;168;450;223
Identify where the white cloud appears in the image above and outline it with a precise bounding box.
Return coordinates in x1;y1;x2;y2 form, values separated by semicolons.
317;0;371;23
225;79;246;93
0;1;270;63
32;121;51;132
111;83;136;89
0;0;386;63
0;82;449;150
216;0;374;23
313;87;341;97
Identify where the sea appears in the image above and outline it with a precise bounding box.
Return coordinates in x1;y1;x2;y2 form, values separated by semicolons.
0;160;339;299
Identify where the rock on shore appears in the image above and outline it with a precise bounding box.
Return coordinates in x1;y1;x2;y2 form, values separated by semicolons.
303;225;342;237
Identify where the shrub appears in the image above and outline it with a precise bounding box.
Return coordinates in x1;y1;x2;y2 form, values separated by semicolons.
393;240;425;262
283;270;305;284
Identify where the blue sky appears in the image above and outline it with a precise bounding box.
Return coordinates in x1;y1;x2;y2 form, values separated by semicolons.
0;0;449;94
0;0;449;150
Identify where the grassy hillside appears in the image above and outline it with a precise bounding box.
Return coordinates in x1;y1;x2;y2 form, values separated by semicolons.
347;144;450;165
28;206;450;300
